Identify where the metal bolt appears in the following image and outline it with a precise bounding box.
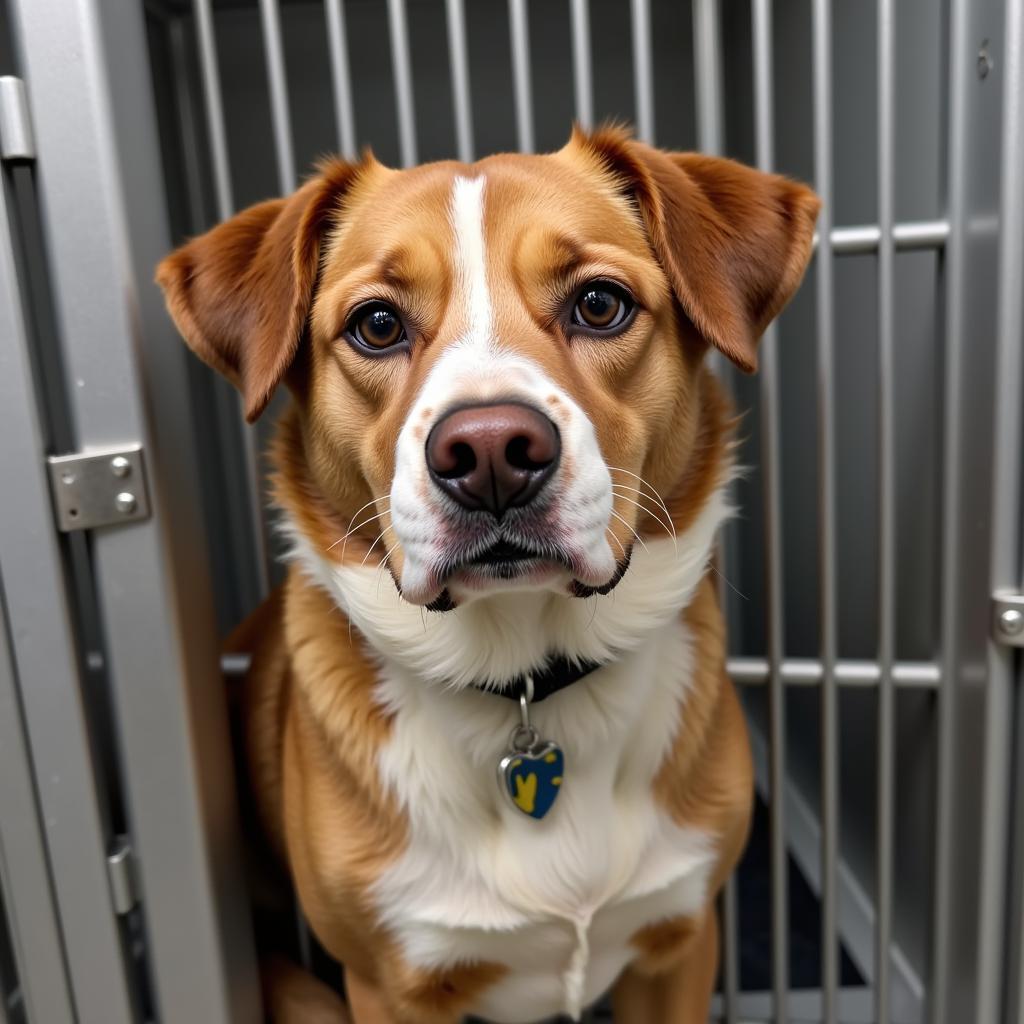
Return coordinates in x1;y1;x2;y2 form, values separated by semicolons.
978;42;993;79
115;491;137;515
999;608;1024;637
110;455;131;477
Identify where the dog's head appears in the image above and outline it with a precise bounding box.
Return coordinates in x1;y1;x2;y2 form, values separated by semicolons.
158;128;818;614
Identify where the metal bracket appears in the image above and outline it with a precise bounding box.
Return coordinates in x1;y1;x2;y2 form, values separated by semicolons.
0;76;36;161
106;836;138;916
47;446;151;532
993;591;1024;648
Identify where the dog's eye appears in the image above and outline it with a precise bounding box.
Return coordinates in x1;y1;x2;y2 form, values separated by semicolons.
347;303;407;351
572;281;633;332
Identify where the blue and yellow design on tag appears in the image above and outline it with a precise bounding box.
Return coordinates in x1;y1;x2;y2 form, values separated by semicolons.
500;743;565;819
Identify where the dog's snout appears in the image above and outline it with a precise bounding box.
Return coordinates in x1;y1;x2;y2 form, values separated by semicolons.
425;403;560;517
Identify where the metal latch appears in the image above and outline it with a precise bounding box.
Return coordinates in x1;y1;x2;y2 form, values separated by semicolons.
993;591;1024;648
107;836;138;916
0;76;35;162
47;446;151;531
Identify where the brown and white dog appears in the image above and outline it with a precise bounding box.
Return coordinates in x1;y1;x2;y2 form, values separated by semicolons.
158;127;818;1024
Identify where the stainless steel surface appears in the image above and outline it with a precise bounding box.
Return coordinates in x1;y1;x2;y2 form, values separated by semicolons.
47;447;151;532
751;2;787;1019
0;101;136;1024
693;0;722;155
258;0;296;193
444;0;473;163
106;838;138;917
387;0;418;167
811;1;839;1020
0;77;34;161
569;0;593;130
876;0;896;1020
0;569;76;1022
629;0;653;143
324;0;357;159
507;0;534;154
9;0;260;1019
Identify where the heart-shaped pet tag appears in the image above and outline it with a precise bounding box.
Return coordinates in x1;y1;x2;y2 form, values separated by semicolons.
498;741;565;819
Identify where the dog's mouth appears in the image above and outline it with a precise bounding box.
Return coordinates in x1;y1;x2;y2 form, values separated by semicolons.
458;538;571;580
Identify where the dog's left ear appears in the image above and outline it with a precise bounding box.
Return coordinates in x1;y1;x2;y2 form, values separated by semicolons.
574;128;820;372
156;159;360;421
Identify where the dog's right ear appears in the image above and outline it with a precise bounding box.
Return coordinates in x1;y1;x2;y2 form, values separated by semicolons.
156;159;360;422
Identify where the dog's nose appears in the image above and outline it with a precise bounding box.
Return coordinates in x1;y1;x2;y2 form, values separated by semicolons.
426;403;560;516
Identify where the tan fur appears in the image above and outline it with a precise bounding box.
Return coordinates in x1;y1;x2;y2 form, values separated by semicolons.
157;128;817;1022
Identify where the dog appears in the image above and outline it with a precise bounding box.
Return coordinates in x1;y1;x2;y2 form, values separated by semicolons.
157;126;819;1024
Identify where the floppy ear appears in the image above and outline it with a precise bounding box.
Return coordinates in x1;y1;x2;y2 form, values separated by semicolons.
576;127;820;372
156;159;359;421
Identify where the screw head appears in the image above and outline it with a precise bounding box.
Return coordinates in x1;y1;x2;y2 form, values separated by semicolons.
999;608;1024;637
115;491;137;515
110;455;131;478
978;42;993;79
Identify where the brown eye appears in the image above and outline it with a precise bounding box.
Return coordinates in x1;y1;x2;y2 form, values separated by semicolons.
348;303;407;351
572;281;633;332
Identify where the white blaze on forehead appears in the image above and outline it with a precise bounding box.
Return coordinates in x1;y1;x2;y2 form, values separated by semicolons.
450;175;492;344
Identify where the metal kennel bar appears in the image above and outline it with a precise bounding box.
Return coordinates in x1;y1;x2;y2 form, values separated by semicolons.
325;0;358;158
811;2;839;1020
507;0;534;154
570;0;594;130
445;0;474;162
750;2;788;1019
875;2;896;1020
630;0;654;145
260;0;297;193
387;0;418;167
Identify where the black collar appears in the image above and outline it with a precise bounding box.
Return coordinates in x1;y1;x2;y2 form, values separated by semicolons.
476;655;605;703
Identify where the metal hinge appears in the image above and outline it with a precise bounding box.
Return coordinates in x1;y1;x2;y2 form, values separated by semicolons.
0;76;35;162
46;446;151;532
993;590;1024;648
106;836;138;916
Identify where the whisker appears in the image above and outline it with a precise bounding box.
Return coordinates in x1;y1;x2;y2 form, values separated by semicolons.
609;509;648;553
375;540;403;598
359;529;390;568
330;505;392;550
611;487;678;552
606;467;673;524
332;495;390;558
711;562;749;602
605;525;627;560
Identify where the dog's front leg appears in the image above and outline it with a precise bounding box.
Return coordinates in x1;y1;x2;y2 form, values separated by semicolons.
611;910;719;1024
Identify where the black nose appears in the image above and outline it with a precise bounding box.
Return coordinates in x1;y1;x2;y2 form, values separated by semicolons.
425;402;560;517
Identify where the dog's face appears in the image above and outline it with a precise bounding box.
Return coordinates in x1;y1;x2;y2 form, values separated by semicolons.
158;129;818;610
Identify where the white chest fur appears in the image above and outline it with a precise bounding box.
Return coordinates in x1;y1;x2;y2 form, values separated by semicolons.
371;616;716;1023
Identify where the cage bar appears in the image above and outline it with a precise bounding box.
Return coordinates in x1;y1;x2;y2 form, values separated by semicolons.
977;0;1024;1019
192;0;233;219
875;0;896;1021
569;0;594;130
811;1;839;1021
258;0;297;193
931;0;971;1017
324;0;357;158
827;220;949;254
507;0;534;153
193;0;271;600
751;2;788;1019
387;0;418;167
630;0;654;142
693;0;723;154
445;0;474;162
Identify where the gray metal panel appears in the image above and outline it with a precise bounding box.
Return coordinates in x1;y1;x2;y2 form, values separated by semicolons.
0;161;135;1024
8;0;260;1020
932;0;1007;1019
977;0;1024;1019
0;578;76;1023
